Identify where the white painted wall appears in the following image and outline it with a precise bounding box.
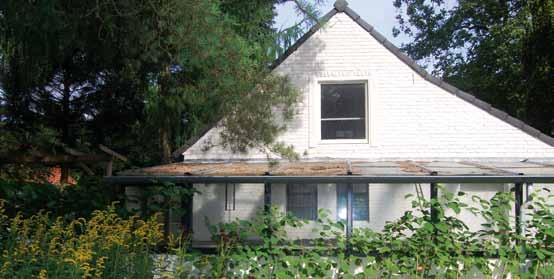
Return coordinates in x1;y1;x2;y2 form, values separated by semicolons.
182;12;554;161
190;183;521;243
181;9;554;245
192;183;265;243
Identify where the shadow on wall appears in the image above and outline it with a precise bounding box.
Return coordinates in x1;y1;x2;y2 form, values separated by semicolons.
270;25;327;153
187;181;528;246
192;184;265;243
367;184;431;231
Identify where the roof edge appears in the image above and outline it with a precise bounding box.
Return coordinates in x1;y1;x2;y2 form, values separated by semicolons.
338;6;554;147
173;2;553;160
269;8;338;70
171;123;216;160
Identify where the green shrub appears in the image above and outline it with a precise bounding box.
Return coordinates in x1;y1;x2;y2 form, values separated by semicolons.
0;202;163;279
169;186;553;278
0;177;121;219
2;183;552;278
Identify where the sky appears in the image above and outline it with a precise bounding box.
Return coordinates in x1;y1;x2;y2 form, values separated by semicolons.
273;0;411;47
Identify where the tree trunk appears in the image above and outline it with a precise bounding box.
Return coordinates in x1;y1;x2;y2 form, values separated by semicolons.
159;66;173;164
160;126;172;164
61;71;72;184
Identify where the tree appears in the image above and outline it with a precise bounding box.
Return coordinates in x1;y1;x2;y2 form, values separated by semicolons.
393;0;553;136
0;0;322;166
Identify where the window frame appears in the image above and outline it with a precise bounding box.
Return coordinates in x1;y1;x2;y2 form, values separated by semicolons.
318;80;369;144
336;184;369;222
286;184;318;221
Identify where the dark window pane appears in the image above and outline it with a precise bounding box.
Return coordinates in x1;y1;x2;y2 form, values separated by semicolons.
337;184;369;221
287;184;317;220
321;119;365;139
321;84;365;119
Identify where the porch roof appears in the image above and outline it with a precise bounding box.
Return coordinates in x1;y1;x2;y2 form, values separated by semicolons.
107;159;554;184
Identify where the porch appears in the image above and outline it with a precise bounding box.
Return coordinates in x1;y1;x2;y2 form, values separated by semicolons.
105;159;554;248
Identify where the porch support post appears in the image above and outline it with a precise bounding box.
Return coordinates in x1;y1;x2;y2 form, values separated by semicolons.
514;182;523;235
430;171;438;224
346;183;353;239
180;183;193;239
346;161;353;254
264;172;272;213
263;172;273;245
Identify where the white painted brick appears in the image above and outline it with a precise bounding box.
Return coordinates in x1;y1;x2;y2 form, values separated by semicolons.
183;13;554;161
182;12;554;245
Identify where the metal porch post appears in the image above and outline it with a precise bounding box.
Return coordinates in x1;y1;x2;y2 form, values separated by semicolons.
264;172;272;213
430;171;438;224
346;183;353;239
180;183;193;239
263;172;273;243
346;162;353;254
514;182;523;235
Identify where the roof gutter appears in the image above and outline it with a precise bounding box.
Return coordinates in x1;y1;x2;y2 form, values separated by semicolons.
104;175;554;185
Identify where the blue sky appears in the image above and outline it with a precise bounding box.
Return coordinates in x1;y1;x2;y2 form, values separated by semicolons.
273;0;410;47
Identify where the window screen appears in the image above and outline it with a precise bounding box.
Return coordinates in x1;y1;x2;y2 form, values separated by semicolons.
287;184;317;220
321;83;366;140
337;184;369;221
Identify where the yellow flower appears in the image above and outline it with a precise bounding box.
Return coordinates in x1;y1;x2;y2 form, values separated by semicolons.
0;203;163;278
38;269;48;279
0;261;11;276
93;256;107;278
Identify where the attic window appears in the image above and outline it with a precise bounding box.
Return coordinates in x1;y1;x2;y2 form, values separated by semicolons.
321;83;367;140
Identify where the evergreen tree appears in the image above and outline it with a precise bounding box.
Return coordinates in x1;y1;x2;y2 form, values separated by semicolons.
0;0;321;166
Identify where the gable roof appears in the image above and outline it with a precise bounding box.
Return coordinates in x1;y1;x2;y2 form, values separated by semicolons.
173;0;554;160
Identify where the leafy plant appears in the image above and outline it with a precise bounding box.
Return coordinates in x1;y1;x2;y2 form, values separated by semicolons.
2;184;552;278
0;202;163;278
166;185;553;278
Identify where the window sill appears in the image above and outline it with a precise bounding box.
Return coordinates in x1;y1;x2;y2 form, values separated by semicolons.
319;139;369;145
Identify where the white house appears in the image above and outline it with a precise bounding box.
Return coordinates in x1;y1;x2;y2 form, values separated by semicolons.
115;0;554;247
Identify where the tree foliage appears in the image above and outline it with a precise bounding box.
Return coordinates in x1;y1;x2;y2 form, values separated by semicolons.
393;0;554;136
0;0;318;167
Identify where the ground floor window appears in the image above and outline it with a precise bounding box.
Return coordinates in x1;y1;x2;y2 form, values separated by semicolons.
337;184;369;221
287;184;318;220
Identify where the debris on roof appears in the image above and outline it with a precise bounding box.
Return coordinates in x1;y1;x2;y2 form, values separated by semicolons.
119;160;554;177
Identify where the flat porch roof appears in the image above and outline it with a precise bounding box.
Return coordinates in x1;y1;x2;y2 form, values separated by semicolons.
106;160;554;184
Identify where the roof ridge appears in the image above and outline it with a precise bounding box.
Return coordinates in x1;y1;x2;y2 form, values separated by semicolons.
173;1;553;159
337;5;553;147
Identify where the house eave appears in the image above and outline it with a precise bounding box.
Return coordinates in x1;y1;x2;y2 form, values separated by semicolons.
108;159;554;184
170;0;554;161
105;175;554;185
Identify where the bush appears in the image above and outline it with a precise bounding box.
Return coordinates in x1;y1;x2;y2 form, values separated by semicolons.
0;202;163;278
2;184;552;278
0;177;121;219
168;186;553;278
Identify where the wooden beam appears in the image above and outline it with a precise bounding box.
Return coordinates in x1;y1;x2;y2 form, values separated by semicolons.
60;166;69;184
78;162;95;175
98;144;128;162
105;160;113;176
60;145;86;156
